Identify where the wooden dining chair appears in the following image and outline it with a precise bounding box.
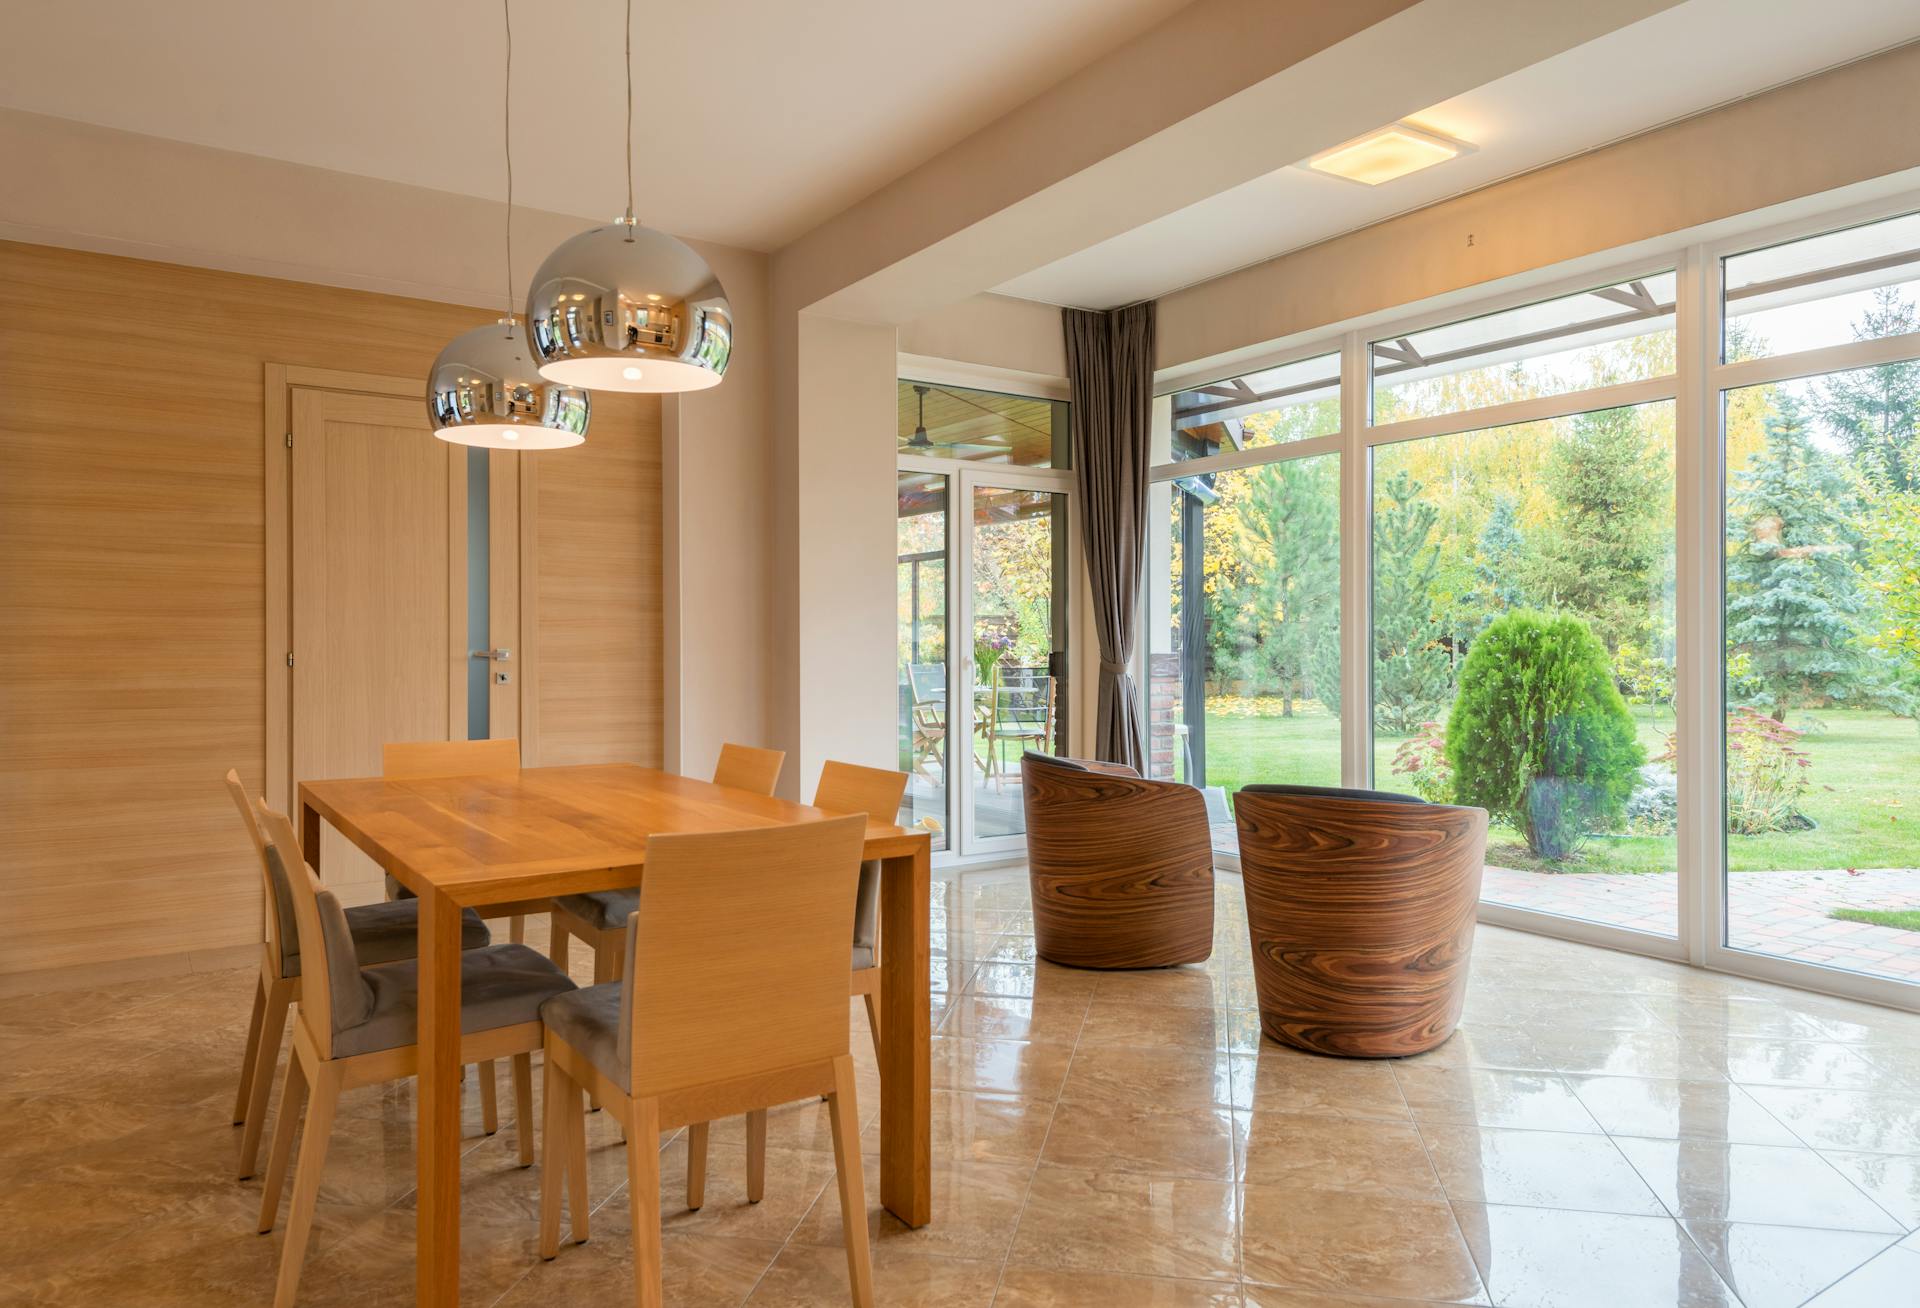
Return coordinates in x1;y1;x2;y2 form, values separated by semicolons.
252;800;575;1308
225;770;495;1178
682;760;909;1212
547;741;787;982
537;815;875;1308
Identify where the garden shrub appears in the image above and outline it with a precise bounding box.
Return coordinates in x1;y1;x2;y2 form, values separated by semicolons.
1389;721;1454;803
1724;708;1816;834
1446;610;1644;860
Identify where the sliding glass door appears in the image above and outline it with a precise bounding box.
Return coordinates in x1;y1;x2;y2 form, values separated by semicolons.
896;379;1072;859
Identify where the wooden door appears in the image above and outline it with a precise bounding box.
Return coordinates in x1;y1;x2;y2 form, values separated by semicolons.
287;385;472;904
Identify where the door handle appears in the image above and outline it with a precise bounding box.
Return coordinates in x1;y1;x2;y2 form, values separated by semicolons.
470;649;512;661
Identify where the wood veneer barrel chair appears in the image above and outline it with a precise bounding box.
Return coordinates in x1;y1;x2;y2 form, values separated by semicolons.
685;759;910;1211
251;801;575;1308
224;770;494;1178
537;815;877;1308
1019;751;1215;969
547;741;787;982
1233;784;1488;1058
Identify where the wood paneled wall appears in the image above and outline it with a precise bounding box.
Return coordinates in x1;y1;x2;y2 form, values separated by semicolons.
0;241;662;983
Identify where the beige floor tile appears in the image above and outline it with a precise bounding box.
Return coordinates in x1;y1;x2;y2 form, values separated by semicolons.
964;962;1102;1003
1679;1037;1889;1089
996;1265;1243;1306
1077;998;1260;1053
939;993;1091;1045
789;1156;1030;1263
493;1231;782;1308
1041;1099;1238;1180
1565;1074;1801;1145
1613;1138;1905;1231
1391;1065;1602;1133
641;1136;837;1243
1816;1148;1920;1228
1453;1203;1738;1307
1802;1236;1920;1306
1741;1085;1920;1154
1680;1221;1900;1308
933;1035;1076;1098
1231;1048;1410;1121
1238;1111;1440;1198
1061;1043;1238;1110
1523;1028;1691;1079
1238;1184;1487;1304
862;1089;1056;1169
1420;1125;1665;1214
1386;1022;1547;1072
746;1243;1002;1306
1011;1166;1241;1282
1240;1289;1455;1308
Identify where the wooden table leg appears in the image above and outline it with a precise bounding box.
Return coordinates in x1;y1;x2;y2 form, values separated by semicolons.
300;800;322;869
877;842;931;1227
416;889;464;1306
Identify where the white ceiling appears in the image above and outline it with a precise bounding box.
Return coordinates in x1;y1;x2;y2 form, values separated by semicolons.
994;0;1920;309
0;0;1192;253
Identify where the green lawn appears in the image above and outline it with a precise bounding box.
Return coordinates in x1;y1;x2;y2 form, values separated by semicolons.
1184;702;1917;874
1831;908;1920;932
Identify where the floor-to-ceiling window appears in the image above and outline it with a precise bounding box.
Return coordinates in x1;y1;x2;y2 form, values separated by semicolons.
896;378;1072;859
1713;210;1920;989
1366;276;1680;940
1145;354;1343;853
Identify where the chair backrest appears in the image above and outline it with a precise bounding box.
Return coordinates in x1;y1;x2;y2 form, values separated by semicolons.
255;800;375;1060
994;665;1053;728
621;814;867;1097
813;760;910;822
224;768;290;975
907;663;947;705
382;737;521;779
712;742;784;796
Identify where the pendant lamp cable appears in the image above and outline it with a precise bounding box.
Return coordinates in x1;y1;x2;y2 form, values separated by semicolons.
502;0;517;335
623;0;636;239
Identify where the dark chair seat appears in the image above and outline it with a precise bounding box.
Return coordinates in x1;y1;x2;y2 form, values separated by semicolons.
554;889;637;932
266;846;489;980
542;980;629;1089
333;943;577;1058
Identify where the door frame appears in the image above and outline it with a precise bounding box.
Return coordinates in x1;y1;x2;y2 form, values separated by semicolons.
262;364;533;815
897;454;1079;860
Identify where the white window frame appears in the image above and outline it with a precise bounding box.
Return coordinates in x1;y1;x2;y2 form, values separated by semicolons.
1146;188;1920;1011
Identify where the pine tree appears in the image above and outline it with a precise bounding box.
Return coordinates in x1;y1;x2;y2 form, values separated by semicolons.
1473;492;1528;619
1522;405;1667;655
1206;459;1339;714
1814;287;1920;491
1725;395;1864;721
1372;469;1453;732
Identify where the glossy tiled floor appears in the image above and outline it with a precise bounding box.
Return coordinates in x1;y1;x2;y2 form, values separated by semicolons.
5;868;1920;1306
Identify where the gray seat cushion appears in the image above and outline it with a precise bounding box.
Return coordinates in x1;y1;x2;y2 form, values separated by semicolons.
554;889;638;933
270;846;488;979
541;981;629;1090
331;943;577;1058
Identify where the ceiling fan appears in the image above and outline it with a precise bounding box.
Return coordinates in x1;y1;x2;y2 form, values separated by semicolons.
902;384;1010;454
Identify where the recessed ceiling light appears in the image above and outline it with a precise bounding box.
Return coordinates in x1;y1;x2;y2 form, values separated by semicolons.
1304;122;1474;186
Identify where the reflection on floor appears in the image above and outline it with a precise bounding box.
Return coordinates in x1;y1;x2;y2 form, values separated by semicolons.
5;868;1920;1306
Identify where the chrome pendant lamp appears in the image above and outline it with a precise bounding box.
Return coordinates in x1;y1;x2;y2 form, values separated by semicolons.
525;0;732;394
427;0;591;450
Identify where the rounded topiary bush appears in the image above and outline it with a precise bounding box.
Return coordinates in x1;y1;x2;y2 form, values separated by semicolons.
1445;610;1644;860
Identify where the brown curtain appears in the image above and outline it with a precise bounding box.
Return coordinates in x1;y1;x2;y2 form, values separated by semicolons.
1063;301;1155;770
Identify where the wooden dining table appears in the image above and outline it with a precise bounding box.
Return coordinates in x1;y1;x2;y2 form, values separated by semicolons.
298;762;933;1308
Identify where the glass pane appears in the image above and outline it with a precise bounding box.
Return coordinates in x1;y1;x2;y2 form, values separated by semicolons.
1146;455;1342;856
971;484;1067;841
1166;353;1340;461
1370;401;1677;938
1724;210;1920;363
1372;274;1676;423
1723;361;1920;984
897;471;948;851
899;379;1069;468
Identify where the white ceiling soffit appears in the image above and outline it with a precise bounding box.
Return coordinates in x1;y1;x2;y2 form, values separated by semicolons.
0;0;1192;254
995;0;1920;310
